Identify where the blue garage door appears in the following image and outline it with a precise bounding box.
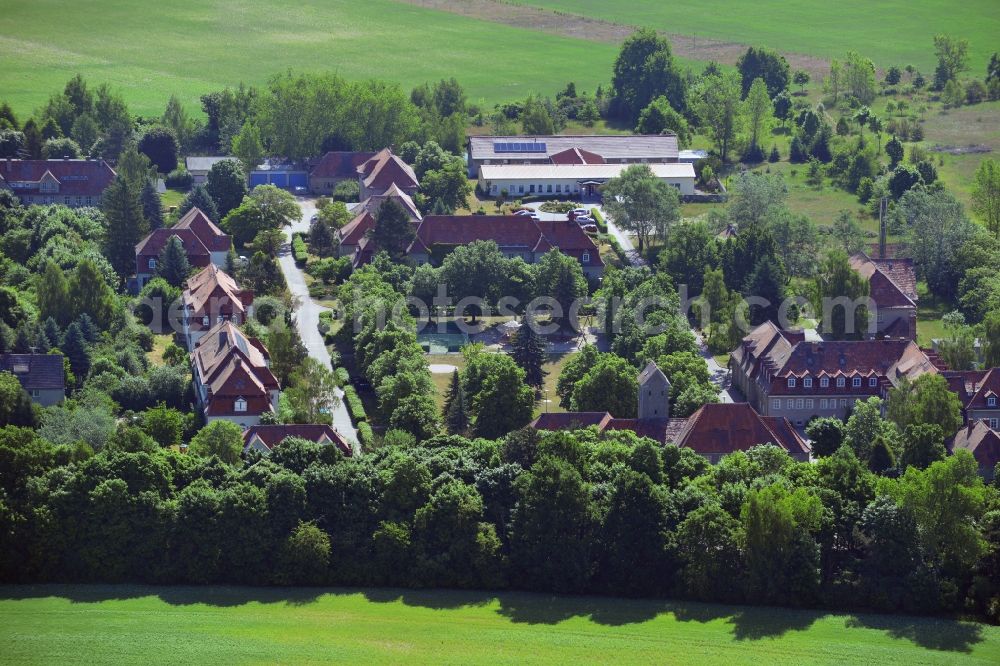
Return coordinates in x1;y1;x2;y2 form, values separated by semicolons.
288;172;308;188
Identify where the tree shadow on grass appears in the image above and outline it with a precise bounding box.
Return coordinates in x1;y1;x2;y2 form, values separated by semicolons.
0;584;325;608
845;611;984;653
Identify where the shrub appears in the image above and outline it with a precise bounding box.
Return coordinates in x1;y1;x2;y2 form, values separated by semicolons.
589;207;608;233
292;234;309;266
343;386;367;422
357;421;374;448
335;367;350;386
164;168;192;190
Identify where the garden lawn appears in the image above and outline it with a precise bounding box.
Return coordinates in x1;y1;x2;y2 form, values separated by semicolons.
2;585;999;665
0;0;618;118
513;0;999;72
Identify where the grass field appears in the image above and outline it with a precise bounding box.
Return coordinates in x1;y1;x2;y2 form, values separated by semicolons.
0;0;618;117
514;0;999;72
2;585;999;664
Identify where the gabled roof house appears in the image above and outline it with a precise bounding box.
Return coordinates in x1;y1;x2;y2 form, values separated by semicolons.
182;264;254;349
357;148;419;199
0;158;116;207
849;252;918;340
0;353;65;406
134;207;231;287
243;424;352;456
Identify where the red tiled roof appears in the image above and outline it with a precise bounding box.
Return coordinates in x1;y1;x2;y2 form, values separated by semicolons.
243;424;352;456
672;403;809;456
353;183;422;221
943;368;1000;410
849;252;917;308
191;321;278;416
135;207;231;260
310;151;375;179
407;215;602;265
338;211;375;246
549;147;605;165
531;412;613;430
358;149;418;192
949;420;1000;469
0;159;116;197
183;264;252;318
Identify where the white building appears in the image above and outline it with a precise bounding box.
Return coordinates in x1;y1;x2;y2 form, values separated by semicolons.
479;162;696;199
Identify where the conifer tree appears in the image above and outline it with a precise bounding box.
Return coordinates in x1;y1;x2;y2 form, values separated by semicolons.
36;260;71;327
177;184;219;222
74;313;99;343
510;315;547;388
868;435;895;474
42;317;63;349
61;322;91;382
443;370;469;435
141;179;164;230
101;176;148;280
157;235;192;287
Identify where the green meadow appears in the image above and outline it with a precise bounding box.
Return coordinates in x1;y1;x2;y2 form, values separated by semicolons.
514;0;1000;72
0;0;618;117
2;585;999;664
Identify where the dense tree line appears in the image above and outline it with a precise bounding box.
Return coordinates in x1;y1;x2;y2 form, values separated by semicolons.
1;421;997;621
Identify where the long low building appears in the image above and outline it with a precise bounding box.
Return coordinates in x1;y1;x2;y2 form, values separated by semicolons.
478;162;696;199
467;134;680;177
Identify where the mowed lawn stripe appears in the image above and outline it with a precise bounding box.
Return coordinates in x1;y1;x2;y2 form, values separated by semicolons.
0;0;619;118
2;586;999;664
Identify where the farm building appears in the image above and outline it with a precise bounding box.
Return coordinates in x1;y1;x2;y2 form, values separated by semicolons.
249;159;309;190
478;162;696;199
467;134;680;177
185;156;239;185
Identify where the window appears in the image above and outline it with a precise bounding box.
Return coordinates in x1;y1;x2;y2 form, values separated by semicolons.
820;399;828;409
64;197;70;204
991;418;998;429
30;389;40;398
820;377;829;388
839;399;847;408
771;399;781;410
786;399;794;409
796;399;804;409
852;377;862;387
803;377;813;388
529;185;536;193
837;377;846;387
547;184;553;193
869;377;878;387
806;399;814;409
86;197;92;205
76;196;82;205
518;185;524;194
582;252;590;263
202;316;209;326
148;258;157;269
234;398;247;412
787;377;796;387
989;396;997;407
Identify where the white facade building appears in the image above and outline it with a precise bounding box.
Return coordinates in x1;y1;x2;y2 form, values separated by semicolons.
479;162;696;199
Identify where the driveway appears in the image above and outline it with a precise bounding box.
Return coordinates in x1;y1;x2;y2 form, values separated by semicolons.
277;197;359;451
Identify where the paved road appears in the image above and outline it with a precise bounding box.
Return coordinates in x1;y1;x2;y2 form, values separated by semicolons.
277;198;358;451
603;208;737;403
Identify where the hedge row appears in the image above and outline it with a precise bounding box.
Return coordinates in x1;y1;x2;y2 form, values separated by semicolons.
343;386;366;422
292;234;309;266
590;207;608;233
334;367;350;386
356;421;374;448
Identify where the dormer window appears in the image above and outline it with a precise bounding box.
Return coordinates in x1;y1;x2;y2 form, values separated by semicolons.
202;316;210;326
803;377;812;388
837;377;846;387
786;377;796;387
989;396;997;407
148;258;157;269
235;397;247;412
869;377;878;387
582;252;590;263
820;377;829;388
852;377;862;387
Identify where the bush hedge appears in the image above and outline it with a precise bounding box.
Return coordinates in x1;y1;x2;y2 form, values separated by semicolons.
590;207;608;233
343;386;366;422
292;234;309;266
356;421;374;448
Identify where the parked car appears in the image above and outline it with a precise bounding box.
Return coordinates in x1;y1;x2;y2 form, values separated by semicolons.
310;214;319;223
581;224;599;234
572;208;590;216
513;209;534;216
575;216;595;225
293;186;308;194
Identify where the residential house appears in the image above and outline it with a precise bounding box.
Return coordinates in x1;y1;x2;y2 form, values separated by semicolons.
731;321;942;425
531;362;808;463
336;184;422;259
943;367;1000;428
243;424;352;456
185;156;239;185
467;135;680;178
190;321;280;428
134;207;232;287
308;151;375;195
0;158;115;207
355;214;604;277
357;148;419;200
181;264;254;349
949;420;1000;480
0;353;65;406
849;252;917;340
